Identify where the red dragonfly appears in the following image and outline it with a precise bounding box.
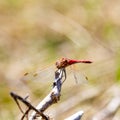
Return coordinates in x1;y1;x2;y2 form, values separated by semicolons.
55;58;92;83
22;58;92;84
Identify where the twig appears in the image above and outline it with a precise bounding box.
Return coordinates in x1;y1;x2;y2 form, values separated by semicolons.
65;110;84;120
21;107;30;120
92;96;120;120
10;92;48;120
29;69;65;120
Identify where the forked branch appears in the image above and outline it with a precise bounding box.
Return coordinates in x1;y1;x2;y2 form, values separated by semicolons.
10;69;66;120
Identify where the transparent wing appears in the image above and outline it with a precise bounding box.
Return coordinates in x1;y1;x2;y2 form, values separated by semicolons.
68;65;88;84
72;70;88;84
21;64;56;83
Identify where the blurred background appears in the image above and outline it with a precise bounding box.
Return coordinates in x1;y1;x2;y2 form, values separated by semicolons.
0;0;120;120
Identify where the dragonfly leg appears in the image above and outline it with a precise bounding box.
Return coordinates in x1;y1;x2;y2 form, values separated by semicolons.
61;68;67;84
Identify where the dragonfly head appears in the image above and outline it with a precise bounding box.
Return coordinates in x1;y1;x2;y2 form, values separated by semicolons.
55;58;68;69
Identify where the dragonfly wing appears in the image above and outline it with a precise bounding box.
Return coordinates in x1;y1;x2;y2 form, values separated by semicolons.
35;65;55;82
69;65;88;84
73;71;88;84
21;65;55;83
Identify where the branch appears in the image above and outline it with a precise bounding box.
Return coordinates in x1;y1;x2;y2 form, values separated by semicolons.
29;69;64;120
92;96;120;120
65;110;84;120
10;92;48;120
10;68;85;120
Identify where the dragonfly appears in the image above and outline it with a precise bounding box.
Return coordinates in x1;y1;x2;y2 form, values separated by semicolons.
21;58;92;84
55;58;92;83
